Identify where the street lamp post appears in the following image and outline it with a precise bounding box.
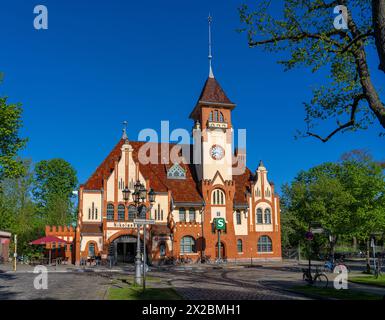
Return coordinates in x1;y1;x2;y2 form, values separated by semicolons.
122;181;155;287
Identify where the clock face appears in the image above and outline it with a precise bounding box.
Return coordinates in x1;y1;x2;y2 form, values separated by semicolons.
210;145;225;160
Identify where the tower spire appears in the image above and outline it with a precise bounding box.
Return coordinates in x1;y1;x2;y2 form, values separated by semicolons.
208;14;214;78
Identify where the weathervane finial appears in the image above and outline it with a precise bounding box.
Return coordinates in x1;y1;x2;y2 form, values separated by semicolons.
208;14;214;78
122;120;128;141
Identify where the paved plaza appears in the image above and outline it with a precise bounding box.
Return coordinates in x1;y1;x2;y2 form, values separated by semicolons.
0;261;383;300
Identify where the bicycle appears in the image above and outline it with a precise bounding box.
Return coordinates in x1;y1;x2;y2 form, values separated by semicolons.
324;259;350;274
302;267;329;288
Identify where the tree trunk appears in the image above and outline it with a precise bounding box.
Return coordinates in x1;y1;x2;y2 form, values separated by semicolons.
366;239;371;273
373;0;385;73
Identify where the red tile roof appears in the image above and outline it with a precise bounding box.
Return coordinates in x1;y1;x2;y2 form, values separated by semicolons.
82;139;252;206
198;77;233;105
233;167;253;205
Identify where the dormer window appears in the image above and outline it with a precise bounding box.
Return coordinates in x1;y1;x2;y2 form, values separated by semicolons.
167;163;186;179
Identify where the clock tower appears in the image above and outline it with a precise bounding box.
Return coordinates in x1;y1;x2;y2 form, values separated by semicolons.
190;15;236;184
190;75;236;182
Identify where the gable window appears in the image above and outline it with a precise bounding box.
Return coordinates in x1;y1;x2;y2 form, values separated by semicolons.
167;163;186;179
107;204;114;221
212;189;225;205
256;208;263;224
258;236;272;253
180;236;196;254
237;239;243;253
189;208;196;222
179;208;186;222
264;209;272;224
236;211;241;225
118;204;125;221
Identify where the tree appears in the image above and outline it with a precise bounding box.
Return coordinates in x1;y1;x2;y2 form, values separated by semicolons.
281;152;385;263
239;0;385;142
0;160;42;256
33;159;78;226
0;96;27;186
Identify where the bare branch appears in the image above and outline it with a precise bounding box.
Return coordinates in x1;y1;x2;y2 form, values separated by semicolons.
306;94;367;143
339;31;375;54
248;30;346;49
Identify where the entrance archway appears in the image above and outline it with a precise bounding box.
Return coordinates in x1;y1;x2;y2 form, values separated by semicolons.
109;235;137;263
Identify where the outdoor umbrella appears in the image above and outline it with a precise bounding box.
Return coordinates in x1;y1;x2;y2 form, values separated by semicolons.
30;236;68;265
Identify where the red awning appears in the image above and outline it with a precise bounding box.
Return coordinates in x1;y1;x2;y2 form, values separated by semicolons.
29;236;68;245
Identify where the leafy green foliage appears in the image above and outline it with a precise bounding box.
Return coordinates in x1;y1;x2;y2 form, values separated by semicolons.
33;159;78;226
281;150;385;253
0;96;27;183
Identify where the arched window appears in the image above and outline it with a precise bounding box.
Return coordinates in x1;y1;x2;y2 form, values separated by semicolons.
214;110;219;122
95;208;98;220
209;111;213;122
107;204;114;220
219;112;224;122
237;239;243;253
161;209;164;221
88;243;95;257
180;236;196;254
257;236;272;252
189;208;196;222
88;208;91;220
264;209;272;224
118;204;125;221
256;208;263;224
212;189;225;205
236;211;241;225
128;205;136;221
179;208;186;222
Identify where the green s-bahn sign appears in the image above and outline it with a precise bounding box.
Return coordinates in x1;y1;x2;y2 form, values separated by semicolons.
215;218;226;230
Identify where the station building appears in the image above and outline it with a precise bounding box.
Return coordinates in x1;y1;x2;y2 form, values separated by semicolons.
46;64;282;265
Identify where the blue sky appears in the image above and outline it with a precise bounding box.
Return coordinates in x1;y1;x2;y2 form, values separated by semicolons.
0;0;384;193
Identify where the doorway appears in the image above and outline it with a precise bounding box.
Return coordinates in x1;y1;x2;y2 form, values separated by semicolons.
117;242;135;263
215;242;226;259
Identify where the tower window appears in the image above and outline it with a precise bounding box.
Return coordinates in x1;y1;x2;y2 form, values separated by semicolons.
212;189;225;205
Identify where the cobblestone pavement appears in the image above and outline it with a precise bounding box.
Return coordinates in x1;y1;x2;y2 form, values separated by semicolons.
164;265;310;300
0;263;309;300
0;271;111;300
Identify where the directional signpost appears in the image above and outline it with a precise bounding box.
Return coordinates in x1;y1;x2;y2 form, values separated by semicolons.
134;219;155;291
214;218;226;262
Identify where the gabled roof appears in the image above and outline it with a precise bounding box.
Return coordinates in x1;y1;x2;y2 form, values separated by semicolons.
189;77;236;119
82;139;203;203
82;138;254;206
198;77;233;105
